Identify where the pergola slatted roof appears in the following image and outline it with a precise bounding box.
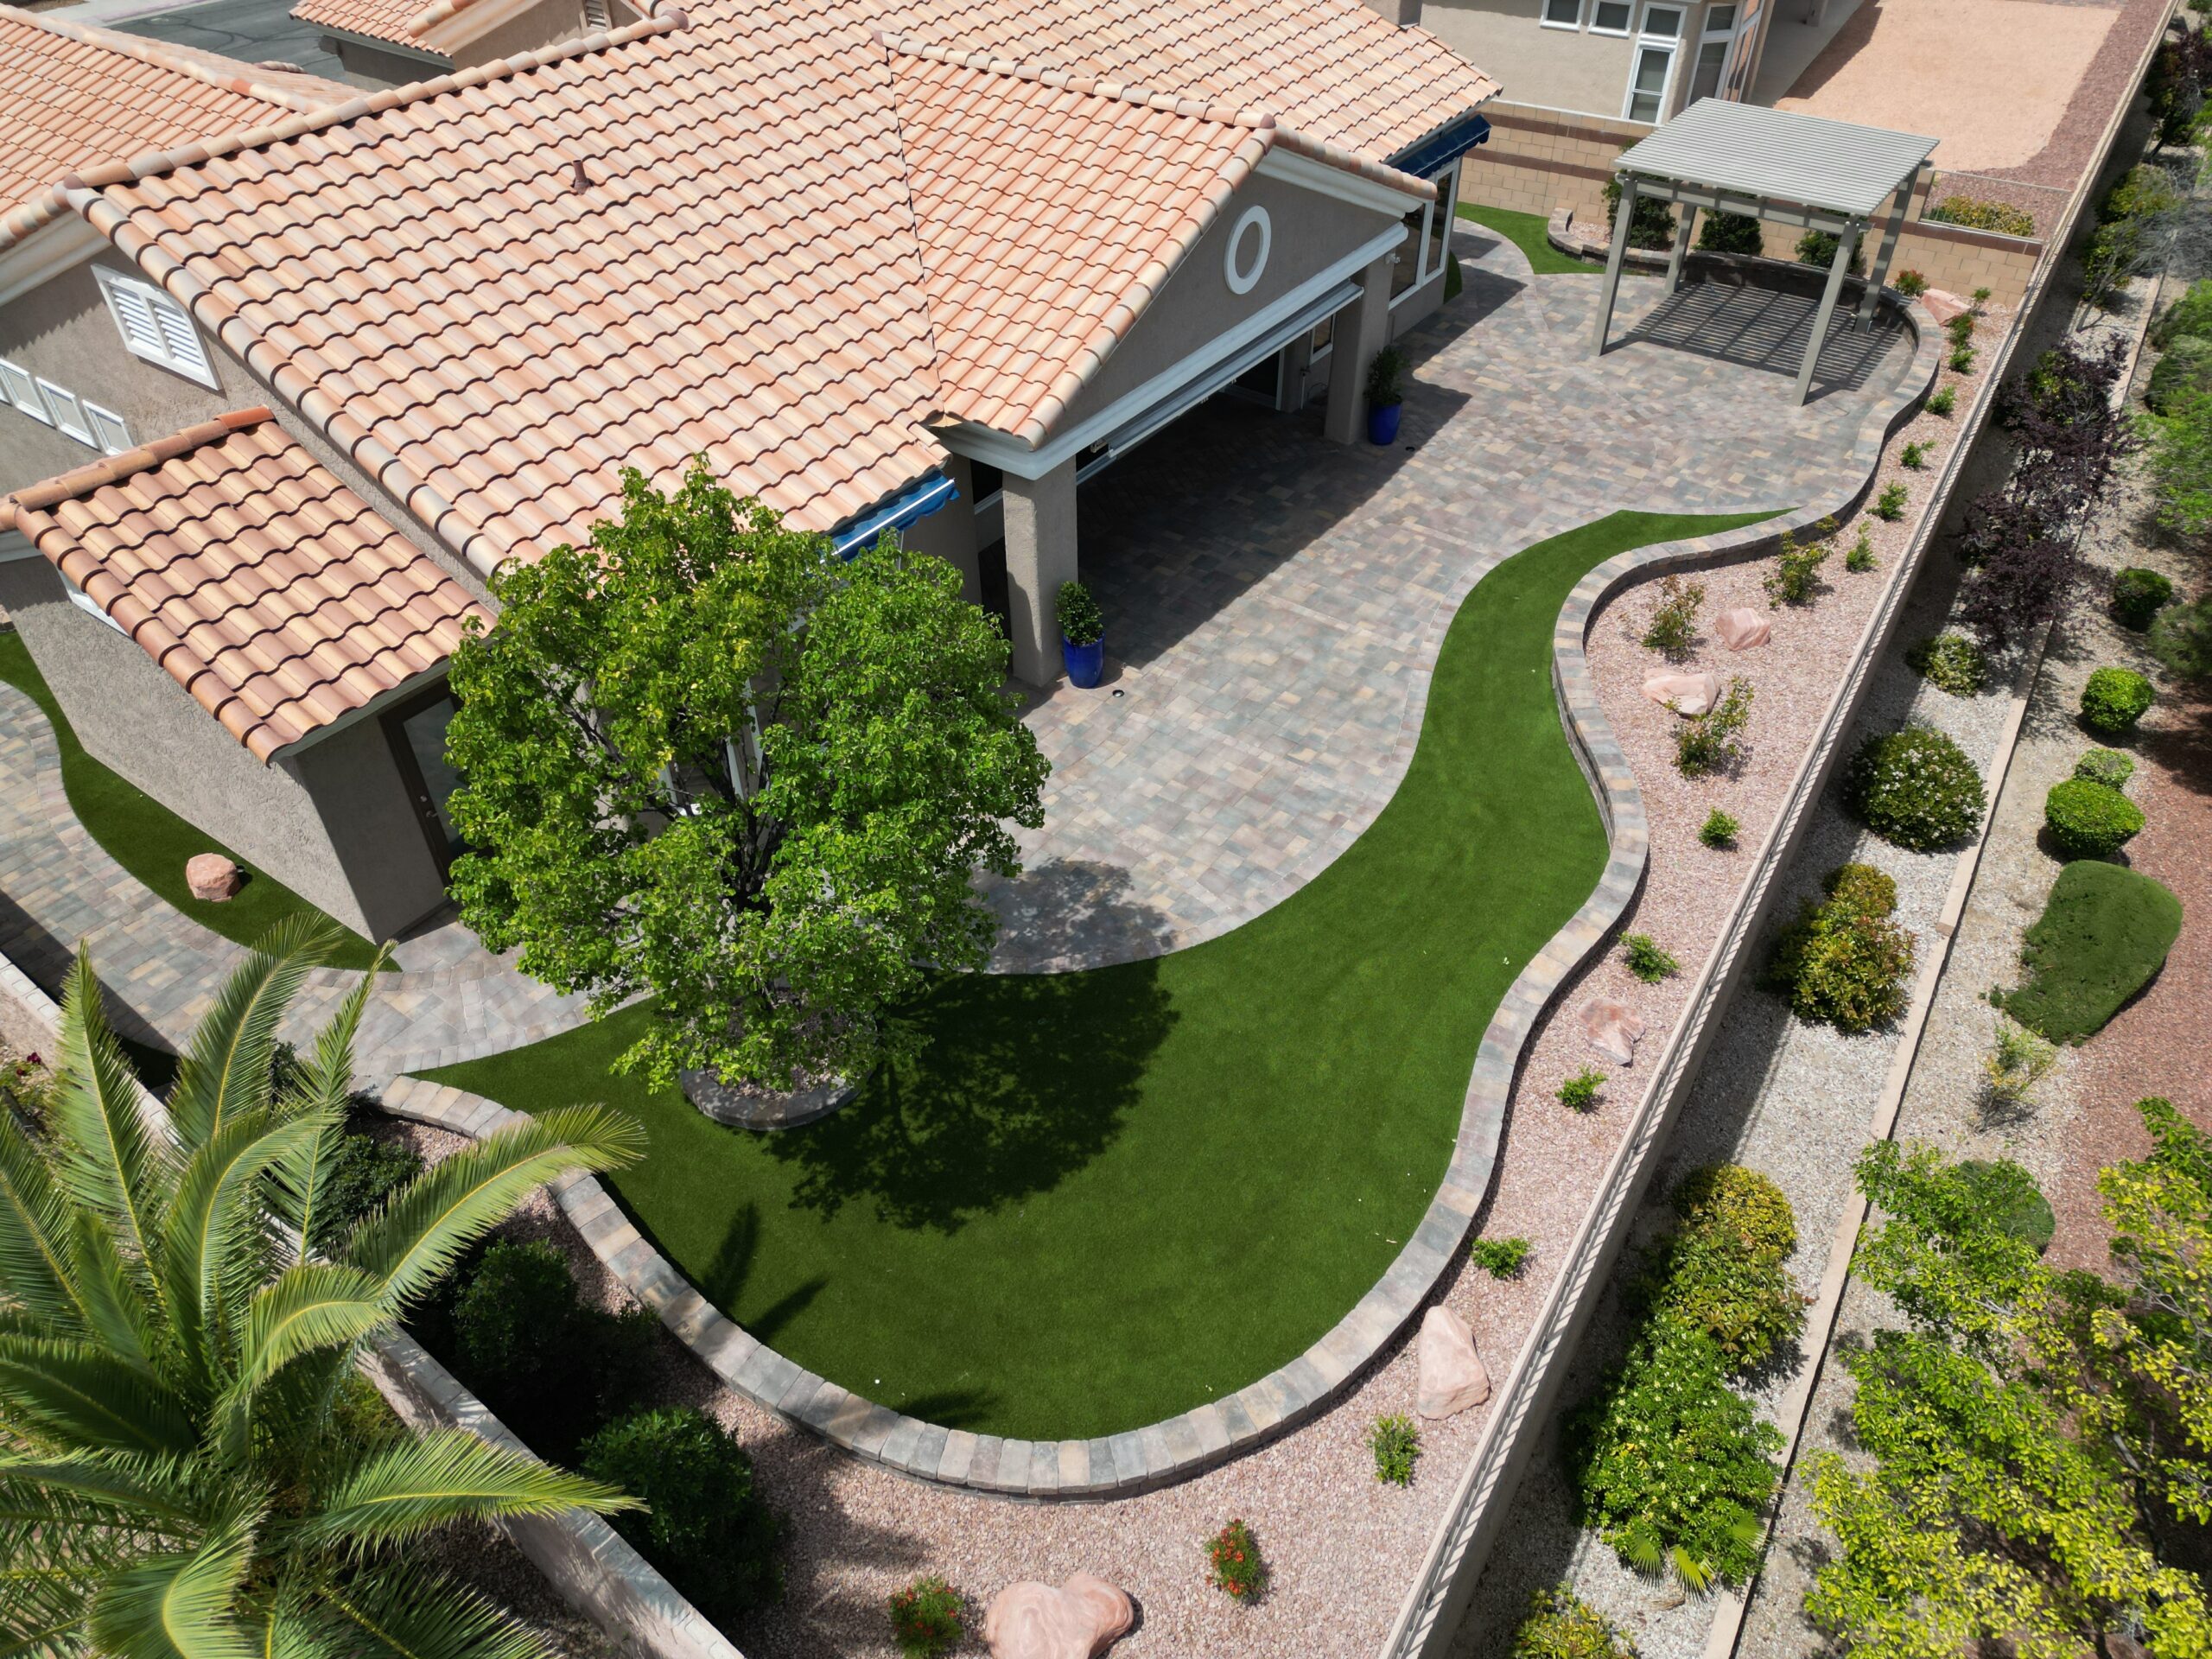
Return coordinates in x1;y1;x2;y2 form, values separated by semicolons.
1613;99;1936;220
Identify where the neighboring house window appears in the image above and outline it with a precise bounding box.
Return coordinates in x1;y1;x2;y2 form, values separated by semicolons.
1311;315;1333;359
1;359;51;423
37;379;94;447
92;267;218;389
1688;3;1738;102
84;403;131;454
1541;0;1582;25
1591;1;1633;34
1624;3;1687;121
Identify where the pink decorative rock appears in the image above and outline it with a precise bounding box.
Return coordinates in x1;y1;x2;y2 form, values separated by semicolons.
984;1573;1134;1659
1714;607;1771;651
1416;1305;1491;1419
185;854;242;903
1920;287;1971;324
1641;670;1722;715
1580;996;1645;1065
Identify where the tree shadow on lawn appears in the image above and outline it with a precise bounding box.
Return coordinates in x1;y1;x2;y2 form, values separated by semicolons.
762;954;1177;1236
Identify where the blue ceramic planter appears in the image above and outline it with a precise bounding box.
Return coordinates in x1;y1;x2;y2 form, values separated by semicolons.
1063;635;1104;688
1368;401;1402;445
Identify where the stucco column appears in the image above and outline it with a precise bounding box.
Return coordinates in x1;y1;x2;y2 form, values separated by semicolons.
1001;457;1078;686
1323;250;1398;446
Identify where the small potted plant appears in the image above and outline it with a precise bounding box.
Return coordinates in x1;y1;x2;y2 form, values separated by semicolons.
1365;346;1407;446
1057;579;1105;689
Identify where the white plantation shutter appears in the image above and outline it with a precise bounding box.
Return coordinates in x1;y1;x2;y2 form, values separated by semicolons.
0;359;48;422
37;379;93;447
84;402;131;454
92;267;217;388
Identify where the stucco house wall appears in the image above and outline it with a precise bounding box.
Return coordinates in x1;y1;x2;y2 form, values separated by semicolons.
1422;0;1637;116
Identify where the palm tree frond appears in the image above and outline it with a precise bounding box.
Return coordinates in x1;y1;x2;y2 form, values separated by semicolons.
48;953;171;1296
0;1126;86;1338
343;1107;642;1306
0;1453;200;1529
85;1520;257;1659
232;1266;387;1397
59;1220;159;1377
0;1338;196;1457
168;918;344;1154
300;1430;633;1553
264;954;385;1264
315;1564;552;1659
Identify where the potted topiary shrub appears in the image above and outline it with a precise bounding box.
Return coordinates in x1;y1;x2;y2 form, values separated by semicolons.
1366;346;1407;446
1056;578;1105;689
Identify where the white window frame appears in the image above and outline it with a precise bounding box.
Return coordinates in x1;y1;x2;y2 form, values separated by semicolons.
1;359;51;424
1623;7;1688;121
1540;0;1584;28
1589;0;1635;35
92;266;219;390
36;378;94;448
84;402;131;455
1388;157;1465;309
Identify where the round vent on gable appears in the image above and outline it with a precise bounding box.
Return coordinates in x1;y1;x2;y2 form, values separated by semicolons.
1224;205;1271;296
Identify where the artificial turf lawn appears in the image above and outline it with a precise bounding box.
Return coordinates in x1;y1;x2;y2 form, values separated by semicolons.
1455;202;1605;276
426;510;1774;1440
2002;858;2183;1044
0;631;379;969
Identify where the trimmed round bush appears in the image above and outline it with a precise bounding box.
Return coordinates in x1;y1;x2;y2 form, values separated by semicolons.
1955;1159;2056;1255
451;1239;575;1393
1906;632;1989;696
2081;666;2155;734
1672;1164;1797;1259
580;1408;784;1624
2075;747;2136;789
2044;776;2145;857
1843;727;1986;850
1822;861;1897;920
2112;567;2176;631
1653;1230;1807;1370
1697;210;1764;256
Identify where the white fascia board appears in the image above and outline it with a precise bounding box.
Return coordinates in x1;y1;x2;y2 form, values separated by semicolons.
0;529;39;563
0;216;105;312
1255;147;1433;217
938;220;1408;480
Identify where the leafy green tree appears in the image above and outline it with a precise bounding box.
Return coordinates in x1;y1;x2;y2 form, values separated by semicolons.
445;461;1049;1090
0;920;645;1656
2144;387;2212;542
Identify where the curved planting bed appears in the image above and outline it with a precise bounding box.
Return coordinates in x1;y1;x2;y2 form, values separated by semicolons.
417;509;1772;1468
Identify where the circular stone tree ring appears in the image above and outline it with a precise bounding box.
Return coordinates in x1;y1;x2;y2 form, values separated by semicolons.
679;1068;856;1131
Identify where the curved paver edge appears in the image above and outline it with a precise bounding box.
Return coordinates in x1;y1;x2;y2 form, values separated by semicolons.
378;298;1938;1501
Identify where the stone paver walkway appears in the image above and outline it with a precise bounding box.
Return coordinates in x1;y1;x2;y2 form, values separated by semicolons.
0;687;593;1082
986;230;1916;970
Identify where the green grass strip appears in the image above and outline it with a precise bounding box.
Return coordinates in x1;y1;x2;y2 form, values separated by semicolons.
426;510;1773;1440
1456;202;1606;276
0;631;379;969
2001;859;2182;1045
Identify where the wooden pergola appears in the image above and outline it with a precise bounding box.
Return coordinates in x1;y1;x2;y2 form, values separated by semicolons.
1591;99;1938;404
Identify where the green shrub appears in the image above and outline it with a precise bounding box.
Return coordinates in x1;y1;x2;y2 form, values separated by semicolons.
1559;1067;1605;1111
888;1576;963;1659
1676;677;1753;777
1764;520;1833;607
1905;631;1988;696
1925;195;2036;236
2103;162;2182;226
2081;665;2154;734
2000;860;2183;1043
2147;336;2212;414
1955;1158;2056;1253
1055;580;1103;645
1927;385;1956;416
1981;1017;2057;1109
1646;1228;1807;1370
1843;727;1985;850
2044;776;2145;857
581;1408;784;1624
1844;526;1876;571
1901;440;1930;470
1624;933;1678;982
2145;387;2212;542
1366;345;1407;408
1873;482;1908;520
1700;808;1739;849
1605;177;1675;251
1764;864;1915;1033
2075;747;2136;789
1795;229;1863;274
2152;593;2212;678
451;1239;578;1395
1512;1585;1637;1659
312;1124;423;1252
1672;1164;1798;1260
1641;574;1705;660
2112;566;2176;630
1944;313;1975;349
1894;270;1928;298
1472;1236;1532;1278
1950;344;1978;374
2152;277;2212;349
2085;219;2143;307
1697;210;1764;255
1205;1517;1265;1600
1370;1414;1422;1485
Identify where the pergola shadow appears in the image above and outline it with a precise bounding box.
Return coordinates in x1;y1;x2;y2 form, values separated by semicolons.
1619;280;1908;399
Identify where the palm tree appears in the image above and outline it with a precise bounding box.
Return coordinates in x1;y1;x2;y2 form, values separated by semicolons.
0;919;646;1657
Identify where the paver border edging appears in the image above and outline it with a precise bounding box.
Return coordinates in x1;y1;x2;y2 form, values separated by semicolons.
374;297;1935;1503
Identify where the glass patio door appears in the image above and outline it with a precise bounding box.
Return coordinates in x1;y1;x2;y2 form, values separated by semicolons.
382;685;467;880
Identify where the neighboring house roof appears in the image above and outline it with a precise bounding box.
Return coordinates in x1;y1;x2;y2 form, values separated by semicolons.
887;39;1429;446
0;5;349;223
4;408;489;761
291;0;448;51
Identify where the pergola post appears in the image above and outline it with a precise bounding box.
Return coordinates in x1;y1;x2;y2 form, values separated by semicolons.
1591;175;1639;358
1856;161;1925;326
1665;200;1697;292
1795;217;1861;405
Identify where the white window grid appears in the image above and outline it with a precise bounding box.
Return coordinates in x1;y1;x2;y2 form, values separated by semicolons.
36;378;93;447
1;359;51;423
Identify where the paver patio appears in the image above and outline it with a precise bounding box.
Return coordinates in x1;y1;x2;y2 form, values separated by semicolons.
986;226;1916;970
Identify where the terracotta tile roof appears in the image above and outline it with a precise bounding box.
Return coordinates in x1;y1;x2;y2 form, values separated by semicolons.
290;0;445;50
0;5;349;226
4;408;489;761
888;40;1427;445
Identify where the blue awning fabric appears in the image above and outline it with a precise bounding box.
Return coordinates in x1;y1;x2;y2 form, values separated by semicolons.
830;470;960;557
1391;112;1492;182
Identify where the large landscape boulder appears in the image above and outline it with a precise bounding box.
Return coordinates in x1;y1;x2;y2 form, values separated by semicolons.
1580;996;1644;1065
1714;607;1771;651
1415;1305;1491;1419
984;1573;1134;1659
1920;287;1971;325
1642;670;1722;715
185;854;242;903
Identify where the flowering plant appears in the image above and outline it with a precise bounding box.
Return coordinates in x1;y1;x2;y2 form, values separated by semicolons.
1205;1517;1266;1600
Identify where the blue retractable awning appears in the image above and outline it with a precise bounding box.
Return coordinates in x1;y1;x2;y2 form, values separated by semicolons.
1390;111;1492;181
831;470;960;557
